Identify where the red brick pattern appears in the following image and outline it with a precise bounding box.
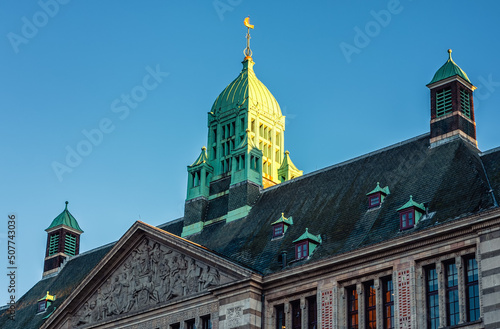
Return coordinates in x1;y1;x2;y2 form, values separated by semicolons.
321;290;333;329
397;269;411;329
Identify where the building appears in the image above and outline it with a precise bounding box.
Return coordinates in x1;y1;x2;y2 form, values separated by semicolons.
1;22;500;329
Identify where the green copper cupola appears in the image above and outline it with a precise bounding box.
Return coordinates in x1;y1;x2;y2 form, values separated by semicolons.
43;201;83;277
427;49;477;148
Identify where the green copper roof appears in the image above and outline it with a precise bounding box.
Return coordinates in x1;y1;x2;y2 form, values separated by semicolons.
397;195;425;212
428;49;471;85
271;213;294;226
189;147;212;168
234;129;258;152
46;202;83;233
210;59;282;117
293;228;322;244
366;182;390;196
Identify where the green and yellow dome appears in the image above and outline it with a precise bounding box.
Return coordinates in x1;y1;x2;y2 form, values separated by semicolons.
210;59;282;117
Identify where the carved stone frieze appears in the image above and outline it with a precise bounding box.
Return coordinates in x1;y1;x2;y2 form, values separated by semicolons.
72;237;229;327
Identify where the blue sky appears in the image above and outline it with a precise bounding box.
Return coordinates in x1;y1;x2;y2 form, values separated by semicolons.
1;0;500;300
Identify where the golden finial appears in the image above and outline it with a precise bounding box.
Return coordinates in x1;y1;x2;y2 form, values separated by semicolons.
243;16;254;60
448;49;452;61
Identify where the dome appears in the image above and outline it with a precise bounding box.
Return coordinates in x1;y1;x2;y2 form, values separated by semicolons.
428;49;471;85
210;59;282;117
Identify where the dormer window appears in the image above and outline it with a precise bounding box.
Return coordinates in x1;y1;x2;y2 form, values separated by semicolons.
397;195;425;231
37;291;55;314
366;182;390;209
273;223;284;238
293;228;322;260
295;241;308;259
271;213;293;238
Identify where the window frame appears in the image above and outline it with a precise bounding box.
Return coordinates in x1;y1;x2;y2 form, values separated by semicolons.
365;282;376;329
368;193;381;208
273;223;284;238
275;304;285;329
185;319;196;329
347;286;359;329
291;300;301;329
445;262;459;326
307;296;317;329
465;256;480;322
400;208;415;230
201;315;211;329
382;277;394;329
295;240;309;260
425;265;440;329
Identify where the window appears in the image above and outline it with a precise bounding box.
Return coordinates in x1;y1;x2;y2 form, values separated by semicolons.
275;304;285;329
445;262;459;326
382;278;394;329
307;296;317;329
436;88;452;117
273;223;284;238
48;233;59;256
186;319;196;329
426;266;439;329
465;257;480;322
291;300;301;329
365;283;376;329
37;300;47;313
296;241;308;259
170;323;180;329
460;88;471;118
400;209;414;230
347;287;359;329
369;194;380;208
64;233;77;256
202;315;211;329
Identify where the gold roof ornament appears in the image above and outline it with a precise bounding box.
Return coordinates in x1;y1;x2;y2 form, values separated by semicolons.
243;16;254;60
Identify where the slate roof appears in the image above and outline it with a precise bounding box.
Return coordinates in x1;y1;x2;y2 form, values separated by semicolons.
3;134;499;328
165;134;497;274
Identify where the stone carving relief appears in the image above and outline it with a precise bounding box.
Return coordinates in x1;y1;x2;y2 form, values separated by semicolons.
226;306;243;329
73;238;227;327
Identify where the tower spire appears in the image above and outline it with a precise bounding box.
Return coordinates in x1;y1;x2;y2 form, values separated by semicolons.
243;16;254;60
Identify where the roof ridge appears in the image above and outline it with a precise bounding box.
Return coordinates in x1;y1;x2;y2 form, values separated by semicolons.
480;145;500;156
264;133;429;193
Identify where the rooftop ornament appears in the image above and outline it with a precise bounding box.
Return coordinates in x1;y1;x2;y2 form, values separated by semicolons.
243;16;254;60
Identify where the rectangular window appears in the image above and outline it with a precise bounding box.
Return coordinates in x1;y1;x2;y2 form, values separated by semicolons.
426;266;440;329
383;278;394;329
273;223;284;238
49;233;59;256
436;88;452;117
275;304;285;329
202;315;211;329
400;209;415;230
296;241;309;259
64;233;77;256
291;300;301;329
465;257;480;322
446;262;459;326
347;287;359;329
460;89;471;118
307;296;317;329
186;319;196;329
368;194;380;208
170;323;180;329
37;301;47;313
365;282;376;329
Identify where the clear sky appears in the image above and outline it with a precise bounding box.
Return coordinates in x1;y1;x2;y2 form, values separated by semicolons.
1;0;500;301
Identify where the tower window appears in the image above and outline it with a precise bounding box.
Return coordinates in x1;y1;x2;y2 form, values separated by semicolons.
436;88;452;117
291;300;301;329
64;234;77;256
49;233;59;256
460;88;471;118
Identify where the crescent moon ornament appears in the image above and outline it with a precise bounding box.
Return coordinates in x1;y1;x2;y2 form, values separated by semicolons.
244;17;254;29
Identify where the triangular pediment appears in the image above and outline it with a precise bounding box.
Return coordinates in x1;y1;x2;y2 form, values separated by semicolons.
42;221;255;329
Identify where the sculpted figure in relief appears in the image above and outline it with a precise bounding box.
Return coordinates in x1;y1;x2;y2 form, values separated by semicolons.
73;238;224;327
